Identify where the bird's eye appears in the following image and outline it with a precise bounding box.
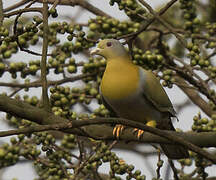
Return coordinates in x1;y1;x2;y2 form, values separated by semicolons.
106;42;112;47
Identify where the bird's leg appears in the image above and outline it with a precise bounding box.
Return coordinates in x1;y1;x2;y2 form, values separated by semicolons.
113;125;125;138
146;120;157;127
133;120;157;139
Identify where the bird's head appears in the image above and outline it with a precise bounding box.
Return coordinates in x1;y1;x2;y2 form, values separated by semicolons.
90;39;128;60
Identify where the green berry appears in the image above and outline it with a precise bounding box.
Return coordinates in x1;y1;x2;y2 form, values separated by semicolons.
0;148;6;159
67;65;76;73
3;50;12;58
89;23;98;31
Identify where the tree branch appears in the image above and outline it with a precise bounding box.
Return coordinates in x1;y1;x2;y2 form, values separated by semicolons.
4;7;42;18
0;72;96;88
0;0;3;26
0;95;216;163
3;0;29;13
174;76;215;117
119;0;178;40
41;0;50;110
138;0;186;47
36;0;112;18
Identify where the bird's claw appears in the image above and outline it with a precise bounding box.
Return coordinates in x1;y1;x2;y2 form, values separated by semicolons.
133;120;157;139
133;128;144;139
113;125;125;139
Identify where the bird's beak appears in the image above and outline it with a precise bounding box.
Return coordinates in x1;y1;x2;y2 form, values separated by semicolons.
90;48;100;55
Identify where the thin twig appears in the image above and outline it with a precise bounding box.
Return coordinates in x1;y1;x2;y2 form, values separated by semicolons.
77;137;85;162
51;0;60;9
4;7;42;18
36;0;112;18
153;145;162;179
119;0;178;40
169;53;209;89
174;76;214;117
138;0;186;47
168;159;179;180
206;50;216;59
74;142;101;176
0;0;3;26
9;88;23;97
41;0;50;111
0;72;97;88
3;0;29;12
9;1;44;56
11;1;44;56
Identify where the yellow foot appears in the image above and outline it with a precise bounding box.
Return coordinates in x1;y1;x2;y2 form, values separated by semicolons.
133;120;157;139
113;125;125;139
133;128;144;139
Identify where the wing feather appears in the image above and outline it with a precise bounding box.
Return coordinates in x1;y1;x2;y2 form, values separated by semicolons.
140;69;176;117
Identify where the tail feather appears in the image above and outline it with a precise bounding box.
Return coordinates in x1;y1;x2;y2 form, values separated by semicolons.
160;144;189;159
159;120;189;159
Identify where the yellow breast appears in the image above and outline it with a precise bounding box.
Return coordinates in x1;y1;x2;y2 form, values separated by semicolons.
100;58;139;100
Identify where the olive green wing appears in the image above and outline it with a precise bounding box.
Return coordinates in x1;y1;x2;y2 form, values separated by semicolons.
141;69;176;117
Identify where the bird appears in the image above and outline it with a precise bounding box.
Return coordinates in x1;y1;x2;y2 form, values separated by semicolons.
90;39;189;159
